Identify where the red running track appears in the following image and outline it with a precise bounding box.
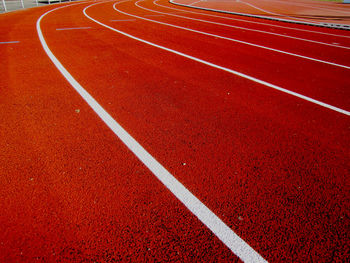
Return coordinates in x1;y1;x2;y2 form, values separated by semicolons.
0;0;349;262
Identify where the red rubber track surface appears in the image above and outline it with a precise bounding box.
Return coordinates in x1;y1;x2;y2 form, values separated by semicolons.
1;0;349;262
173;0;350;26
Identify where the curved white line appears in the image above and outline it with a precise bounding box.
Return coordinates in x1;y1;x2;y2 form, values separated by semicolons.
128;0;350;70
259;0;350;15
168;0;350;31
239;0;313;23
87;2;349;114
152;1;350;39
37;1;269;262
153;0;350;50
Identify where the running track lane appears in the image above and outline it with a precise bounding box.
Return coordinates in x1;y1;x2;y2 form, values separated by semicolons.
97;0;350;112
44;0;349;261
1;0;350;262
153;0;350;47
0;3;240;262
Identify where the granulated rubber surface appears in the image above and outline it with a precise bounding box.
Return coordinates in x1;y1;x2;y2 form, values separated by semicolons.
0;0;349;262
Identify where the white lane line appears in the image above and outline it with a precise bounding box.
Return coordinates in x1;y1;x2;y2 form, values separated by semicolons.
261;0;350;15
56;27;92;30
110;18;136;21
37;2;268;263
164;0;350;44
129;1;350;70
161;0;350;39
0;41;20;44
238;0;312;23
87;2;350;116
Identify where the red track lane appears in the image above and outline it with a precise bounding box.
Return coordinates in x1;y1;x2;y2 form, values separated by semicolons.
154;0;350;45
1;0;350;262
91;0;350;111
0;3;238;262
171;0;350;26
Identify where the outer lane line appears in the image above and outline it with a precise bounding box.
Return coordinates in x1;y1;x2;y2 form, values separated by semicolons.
154;1;350;50
261;0;350;14
162;1;350;39
37;1;269;262
165;0;350;41
238;0;313;23
128;0;350;70
87;1;350;116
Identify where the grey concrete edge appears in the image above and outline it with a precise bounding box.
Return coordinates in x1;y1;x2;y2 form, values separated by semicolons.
168;0;350;31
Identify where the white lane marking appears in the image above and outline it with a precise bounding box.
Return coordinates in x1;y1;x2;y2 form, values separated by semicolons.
129;1;350;70
37;2;268;263
56;27;92;30
163;0;350;39
239;0;312;23
164;0;350;42
110;18;136;21
90;1;350;116
0;41;20;44
154;0;350;50
260;0;350;15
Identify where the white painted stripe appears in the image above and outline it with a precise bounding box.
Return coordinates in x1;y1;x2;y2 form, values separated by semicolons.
239;0;312;23
129;1;350;70
168;0;350;33
88;2;350;116
37;2;268;263
110;19;136;21
56;27;92;31
0;41;20;44
159;0;350;39
261;0;350;14
156;0;350;49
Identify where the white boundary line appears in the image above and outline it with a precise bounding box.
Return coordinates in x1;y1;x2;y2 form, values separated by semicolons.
260;0;350;14
36;1;269;262
151;1;350;39
238;0;313;23
90;2;350;116
154;1;350;50
168;0;350;30
128;0;350;70
86;2;350;110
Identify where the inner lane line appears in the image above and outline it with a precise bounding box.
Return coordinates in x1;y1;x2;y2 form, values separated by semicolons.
88;1;349;116
83;0;350;257
37;2;268;263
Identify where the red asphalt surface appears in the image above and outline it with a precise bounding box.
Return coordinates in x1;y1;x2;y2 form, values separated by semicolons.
0;0;349;262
